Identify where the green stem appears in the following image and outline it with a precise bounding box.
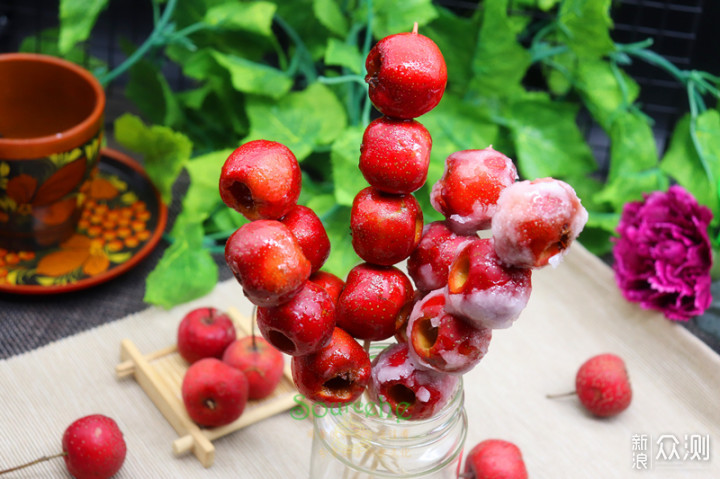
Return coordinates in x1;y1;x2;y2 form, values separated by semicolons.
98;0;178;86
687;82;714;182
617;43;688;85
274;14;317;83
360;0;374;126
318;75;367;86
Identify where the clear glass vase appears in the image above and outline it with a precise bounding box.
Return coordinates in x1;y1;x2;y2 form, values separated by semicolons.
308;357;467;478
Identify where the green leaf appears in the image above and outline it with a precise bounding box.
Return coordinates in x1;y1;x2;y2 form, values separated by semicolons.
58;0;109;54
661;111;720;225
577;60;640;130
558;0;614;59
372;0;439;39
113;114;192;205
276;0;332;61
144;220;218;309
512;0;562;11
19;28;107;75
421;93;500;187
504;95;596;179
125;59;183;128
324;39;363;75
320;205;360;279
313;0;349;37
182;149;235;223
244;82;347;161
330;127;366;206
211;51;293;99
423;7;477;95
205;1;277;37
468;0;531;98
606;111;659;181
594;169;668;211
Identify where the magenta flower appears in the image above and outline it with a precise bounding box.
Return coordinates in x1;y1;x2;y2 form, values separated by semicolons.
612;185;713;321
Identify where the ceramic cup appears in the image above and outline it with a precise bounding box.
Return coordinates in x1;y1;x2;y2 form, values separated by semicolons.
0;53;105;251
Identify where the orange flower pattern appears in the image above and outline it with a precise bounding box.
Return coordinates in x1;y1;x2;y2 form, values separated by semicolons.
0;169;156;287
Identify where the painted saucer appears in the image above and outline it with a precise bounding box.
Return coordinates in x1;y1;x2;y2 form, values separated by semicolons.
0;148;167;294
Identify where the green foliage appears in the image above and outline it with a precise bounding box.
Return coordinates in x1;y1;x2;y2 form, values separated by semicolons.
51;0;720;307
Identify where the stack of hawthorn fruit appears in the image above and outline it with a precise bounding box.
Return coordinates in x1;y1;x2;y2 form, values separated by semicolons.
217;25;595;478
220;25;588;422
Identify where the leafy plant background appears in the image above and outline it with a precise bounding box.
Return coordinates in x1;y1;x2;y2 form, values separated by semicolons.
33;0;720;308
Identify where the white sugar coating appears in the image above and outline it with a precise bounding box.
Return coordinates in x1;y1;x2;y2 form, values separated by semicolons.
416;263;438;291
491;178;588;268
373;343;416;384
446;200;494;235
416;386;431;403
431;148;518;235
445;285;531;330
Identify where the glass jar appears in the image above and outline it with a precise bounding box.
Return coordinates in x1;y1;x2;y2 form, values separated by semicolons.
308;359;467;478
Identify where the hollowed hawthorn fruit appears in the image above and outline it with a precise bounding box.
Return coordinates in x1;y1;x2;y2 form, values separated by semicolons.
256;280;335;357
219;139;301;221
491;177;588;269
445;238;532;330
406;289;492;374
291;327;371;405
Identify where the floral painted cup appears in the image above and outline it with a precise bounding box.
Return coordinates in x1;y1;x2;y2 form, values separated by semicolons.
0;53;105;251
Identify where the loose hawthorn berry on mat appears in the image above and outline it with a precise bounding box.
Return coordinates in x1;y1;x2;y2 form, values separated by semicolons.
177;307;236;364
223;336;285;400
181;358;249;427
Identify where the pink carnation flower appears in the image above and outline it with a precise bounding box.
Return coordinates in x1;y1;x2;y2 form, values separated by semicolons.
612;185;713;321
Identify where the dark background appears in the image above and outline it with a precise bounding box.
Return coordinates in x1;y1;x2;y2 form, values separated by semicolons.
0;0;719;359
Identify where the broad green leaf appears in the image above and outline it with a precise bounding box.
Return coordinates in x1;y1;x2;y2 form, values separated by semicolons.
423;7;477;95
182;149;234;223
544;50;576;96
512;0;562;11
325;39;363;74
321;205;361;279
421;93;500;187
277;0;332;60
504;95;596;179
244;83;347;161
125;59;183;128
661;111;720;225
372;0;439;39
211;51;293;99
594;169;668;211
577;224;616;256
606;111;659;181
577;60;640;130
558;0;614;59
313;0;349;37
205;2;277;37
469;0;531;98
330;127;366;206
205;208;248;236
58;0;109;54
144;220;218;309
113;114;192;205
19;28;107;74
